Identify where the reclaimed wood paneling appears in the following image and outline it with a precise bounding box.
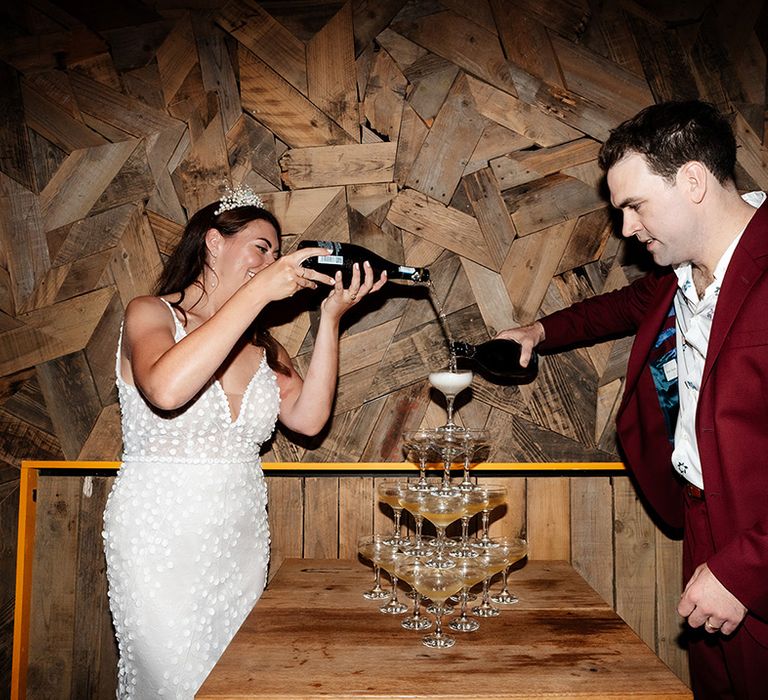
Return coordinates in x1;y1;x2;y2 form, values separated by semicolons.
4;2;767;697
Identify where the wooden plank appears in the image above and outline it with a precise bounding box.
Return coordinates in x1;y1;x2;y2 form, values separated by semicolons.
90;141;154;216
460;258;518;335
68;71;183;138
656;529;689;685
49;204;135;267
464;74;583;147
0;27;108;75
280;142;396;189
307;2;359;140
374;28;427;71
526;477;570;560
26;477;80;699
490;138;601;190
173;111;230;214
303;477;339;558
109;207;163;306
393;102;428;187
570;476;614;605
194;15;241;134
614;475;657;649
464;122;535;175
156;13;197;107
227;114;282;190
504;0;591;43
406;74;488;204
292;186;350;246
595;378;623;450
0;173;49;315
216;0;308;95
462;166;518;269
338;476;374;559
504;172;606;236
338;318;399;375
346;182;398;216
39;140;138;232
69;475;118;697
84;290;122;406
362;46;406;141
145;125;188;225
260;187;345;235
556;207;612;275
582;2;644;78
265;477;303;580
501;218;575;324
22;81;107;153
550;34;655;123
403;53;460;126
733;111;768;190
490;0;565;89
239;45;355;148
352;0;407;57
0;62;37;191
391;9;520;96
386;188;495;269
622;14;699;103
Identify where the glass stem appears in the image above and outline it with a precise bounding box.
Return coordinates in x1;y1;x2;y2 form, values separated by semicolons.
434;607;444;638
415;515;424;545
418;457;428;488
392;508;402;542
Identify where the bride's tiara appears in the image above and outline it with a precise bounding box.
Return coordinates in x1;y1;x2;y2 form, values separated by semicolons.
214;185;264;215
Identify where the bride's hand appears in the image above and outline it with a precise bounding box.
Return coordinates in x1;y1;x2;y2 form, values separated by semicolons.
249;247;334;302
321;260;386;318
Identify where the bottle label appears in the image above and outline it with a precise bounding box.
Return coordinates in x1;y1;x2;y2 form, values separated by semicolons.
398;266;416;274
316;255;344;265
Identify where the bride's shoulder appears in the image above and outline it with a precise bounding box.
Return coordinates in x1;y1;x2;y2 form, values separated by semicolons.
124;296;177;330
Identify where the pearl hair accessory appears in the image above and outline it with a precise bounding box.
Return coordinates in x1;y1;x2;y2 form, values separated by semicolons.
213;185;264;215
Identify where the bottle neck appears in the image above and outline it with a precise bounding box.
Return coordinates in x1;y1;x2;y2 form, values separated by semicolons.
451;341;476;358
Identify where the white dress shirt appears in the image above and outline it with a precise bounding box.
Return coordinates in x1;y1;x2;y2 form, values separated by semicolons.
671;190;766;488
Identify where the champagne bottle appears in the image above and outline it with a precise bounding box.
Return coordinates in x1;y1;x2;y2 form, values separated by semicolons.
451;339;538;384
297;240;430;284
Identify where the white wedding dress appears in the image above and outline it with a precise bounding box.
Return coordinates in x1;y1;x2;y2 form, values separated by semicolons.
103;300;280;698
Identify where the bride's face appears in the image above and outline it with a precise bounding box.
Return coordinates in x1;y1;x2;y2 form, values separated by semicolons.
210;220;280;293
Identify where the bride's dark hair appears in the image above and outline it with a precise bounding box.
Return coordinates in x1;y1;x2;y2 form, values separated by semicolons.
154;200;290;375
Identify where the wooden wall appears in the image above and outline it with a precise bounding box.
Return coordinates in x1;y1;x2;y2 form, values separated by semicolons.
2;0;767;697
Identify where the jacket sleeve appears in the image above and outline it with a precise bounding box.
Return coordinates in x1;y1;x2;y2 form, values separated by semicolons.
539;270;668;351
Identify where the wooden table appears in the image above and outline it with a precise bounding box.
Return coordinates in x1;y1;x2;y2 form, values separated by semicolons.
197;558;692;699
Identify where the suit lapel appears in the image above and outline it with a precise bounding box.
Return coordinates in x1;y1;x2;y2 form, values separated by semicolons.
622;275;677;402
704;202;768;389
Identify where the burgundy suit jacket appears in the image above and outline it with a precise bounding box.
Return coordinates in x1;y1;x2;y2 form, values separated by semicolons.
539;201;768;643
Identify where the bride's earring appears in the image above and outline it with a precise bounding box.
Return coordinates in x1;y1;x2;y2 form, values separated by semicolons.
210;254;217;289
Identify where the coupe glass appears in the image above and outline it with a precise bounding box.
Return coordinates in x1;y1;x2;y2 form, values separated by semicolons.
432;428;466;490
394;556;433;631
377;481;408;546
411;566;465;648
451;488;488;559
403;489;467;568
491;537;528;604
472;538;515;618
402;429;438;491
376;545;409;615
457;429;491;490
448;557;487;633
473;485;508;548
357;534;390;600
428;370;473;432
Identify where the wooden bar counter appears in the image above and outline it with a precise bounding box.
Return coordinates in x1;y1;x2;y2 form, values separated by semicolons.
197;558;692;699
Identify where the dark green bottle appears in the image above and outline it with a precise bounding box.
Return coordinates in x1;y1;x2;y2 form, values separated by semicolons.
297;240;430;284
451;339;538;384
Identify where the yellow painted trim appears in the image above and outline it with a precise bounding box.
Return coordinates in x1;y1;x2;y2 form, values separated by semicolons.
11;466;38;700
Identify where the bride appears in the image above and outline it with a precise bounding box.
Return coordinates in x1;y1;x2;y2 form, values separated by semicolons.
103;187;386;698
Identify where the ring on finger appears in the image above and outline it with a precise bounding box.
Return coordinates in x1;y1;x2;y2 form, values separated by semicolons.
704;619;720;631
350;294;357;301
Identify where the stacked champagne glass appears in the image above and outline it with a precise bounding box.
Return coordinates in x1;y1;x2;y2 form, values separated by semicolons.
357;369;528;649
